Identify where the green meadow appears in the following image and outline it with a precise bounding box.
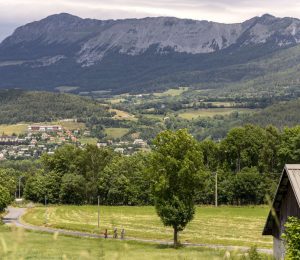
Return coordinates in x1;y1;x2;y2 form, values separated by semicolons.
22;206;272;249
177;108;255;120
1;225;237;260
104;128;130;139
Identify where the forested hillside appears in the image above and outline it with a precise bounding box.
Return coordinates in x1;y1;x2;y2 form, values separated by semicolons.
0;90;111;124
244;98;300;128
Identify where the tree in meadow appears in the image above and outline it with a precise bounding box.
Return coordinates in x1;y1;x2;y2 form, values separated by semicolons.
150;129;205;246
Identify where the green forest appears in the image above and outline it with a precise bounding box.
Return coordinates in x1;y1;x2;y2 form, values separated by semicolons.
2;124;300;210
0;90;111;124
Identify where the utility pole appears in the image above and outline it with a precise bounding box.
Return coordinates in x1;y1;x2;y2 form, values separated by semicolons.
45;196;48;224
98;196;100;228
215;171;218;207
19;176;22;199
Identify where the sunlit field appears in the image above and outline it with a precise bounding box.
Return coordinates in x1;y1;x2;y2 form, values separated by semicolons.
1;225;240;260
0;124;29;135
22;206;272;249
104;128;130;139
177;108;255;119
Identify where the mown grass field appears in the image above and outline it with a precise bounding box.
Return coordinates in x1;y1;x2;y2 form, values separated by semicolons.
0;225;238;260
178;108;255;120
0;124;28;135
22;206;272;249
104;128;130;139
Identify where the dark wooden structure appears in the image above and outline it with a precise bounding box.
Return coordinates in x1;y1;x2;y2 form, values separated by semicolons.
263;164;300;259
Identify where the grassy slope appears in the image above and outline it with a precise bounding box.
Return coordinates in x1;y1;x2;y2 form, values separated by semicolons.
104;128;130;139
22;206;272;248
0;225;232;260
178;108;255;120
211;44;300;97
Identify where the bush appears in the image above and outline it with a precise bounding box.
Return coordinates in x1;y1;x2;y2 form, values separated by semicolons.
240;246;263;260
0;185;11;212
282;217;300;259
248;246;262;260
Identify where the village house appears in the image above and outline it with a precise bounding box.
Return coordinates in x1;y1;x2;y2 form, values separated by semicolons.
262;164;300;260
41;133;49;140
133;139;147;147
28;125;62;132
97;142;108;148
114;148;125;154
0;135;18;144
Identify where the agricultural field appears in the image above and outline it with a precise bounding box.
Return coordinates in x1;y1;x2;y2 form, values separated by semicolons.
153;87;189;97
56;121;86;130
0;225;260;260
202;102;237;108
0;121;86;136
141;114;164;121
21;206;272;249
78;137;98;145
0;124;28;135
177;108;255;120
107;97;127;104
109;109;136;121
104;128;130;139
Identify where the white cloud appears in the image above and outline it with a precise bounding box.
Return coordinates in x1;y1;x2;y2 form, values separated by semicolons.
1;0;300;40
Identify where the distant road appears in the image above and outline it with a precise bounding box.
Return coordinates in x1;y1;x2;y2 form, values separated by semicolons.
3;207;273;255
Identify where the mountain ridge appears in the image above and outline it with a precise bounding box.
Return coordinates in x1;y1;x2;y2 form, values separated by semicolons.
1;13;300;93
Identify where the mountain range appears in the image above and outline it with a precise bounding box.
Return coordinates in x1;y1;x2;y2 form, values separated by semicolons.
1;13;300;94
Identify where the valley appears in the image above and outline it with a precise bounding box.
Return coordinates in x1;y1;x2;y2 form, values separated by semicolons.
1;10;300;259
0;86;299;160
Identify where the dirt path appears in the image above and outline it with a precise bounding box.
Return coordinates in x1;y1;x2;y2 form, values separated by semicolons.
3;207;273;255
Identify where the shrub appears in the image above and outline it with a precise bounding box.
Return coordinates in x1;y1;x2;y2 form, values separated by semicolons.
0;185;11;212
282;217;300;259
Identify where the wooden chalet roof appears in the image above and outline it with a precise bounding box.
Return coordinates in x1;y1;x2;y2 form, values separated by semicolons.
262;164;300;235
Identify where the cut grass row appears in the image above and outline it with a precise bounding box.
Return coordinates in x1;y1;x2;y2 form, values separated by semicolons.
21;206;272;249
1;225;237;260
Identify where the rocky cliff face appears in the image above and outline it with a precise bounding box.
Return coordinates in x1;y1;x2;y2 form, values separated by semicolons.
2;13;300;65
0;13;300;92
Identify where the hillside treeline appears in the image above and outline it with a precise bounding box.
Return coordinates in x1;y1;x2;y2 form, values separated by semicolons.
0;90;111;124
245;98;300;128
1;124;300;207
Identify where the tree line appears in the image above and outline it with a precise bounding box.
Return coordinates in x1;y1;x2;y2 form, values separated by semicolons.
2;123;300;211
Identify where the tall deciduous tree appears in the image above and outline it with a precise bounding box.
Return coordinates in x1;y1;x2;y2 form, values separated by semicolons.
150;129;205;246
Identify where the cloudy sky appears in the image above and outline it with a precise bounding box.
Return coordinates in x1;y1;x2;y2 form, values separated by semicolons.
1;0;300;41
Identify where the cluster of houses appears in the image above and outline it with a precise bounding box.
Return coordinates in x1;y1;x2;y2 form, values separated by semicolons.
97;138;149;154
0;125;80;160
0;124;150;159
